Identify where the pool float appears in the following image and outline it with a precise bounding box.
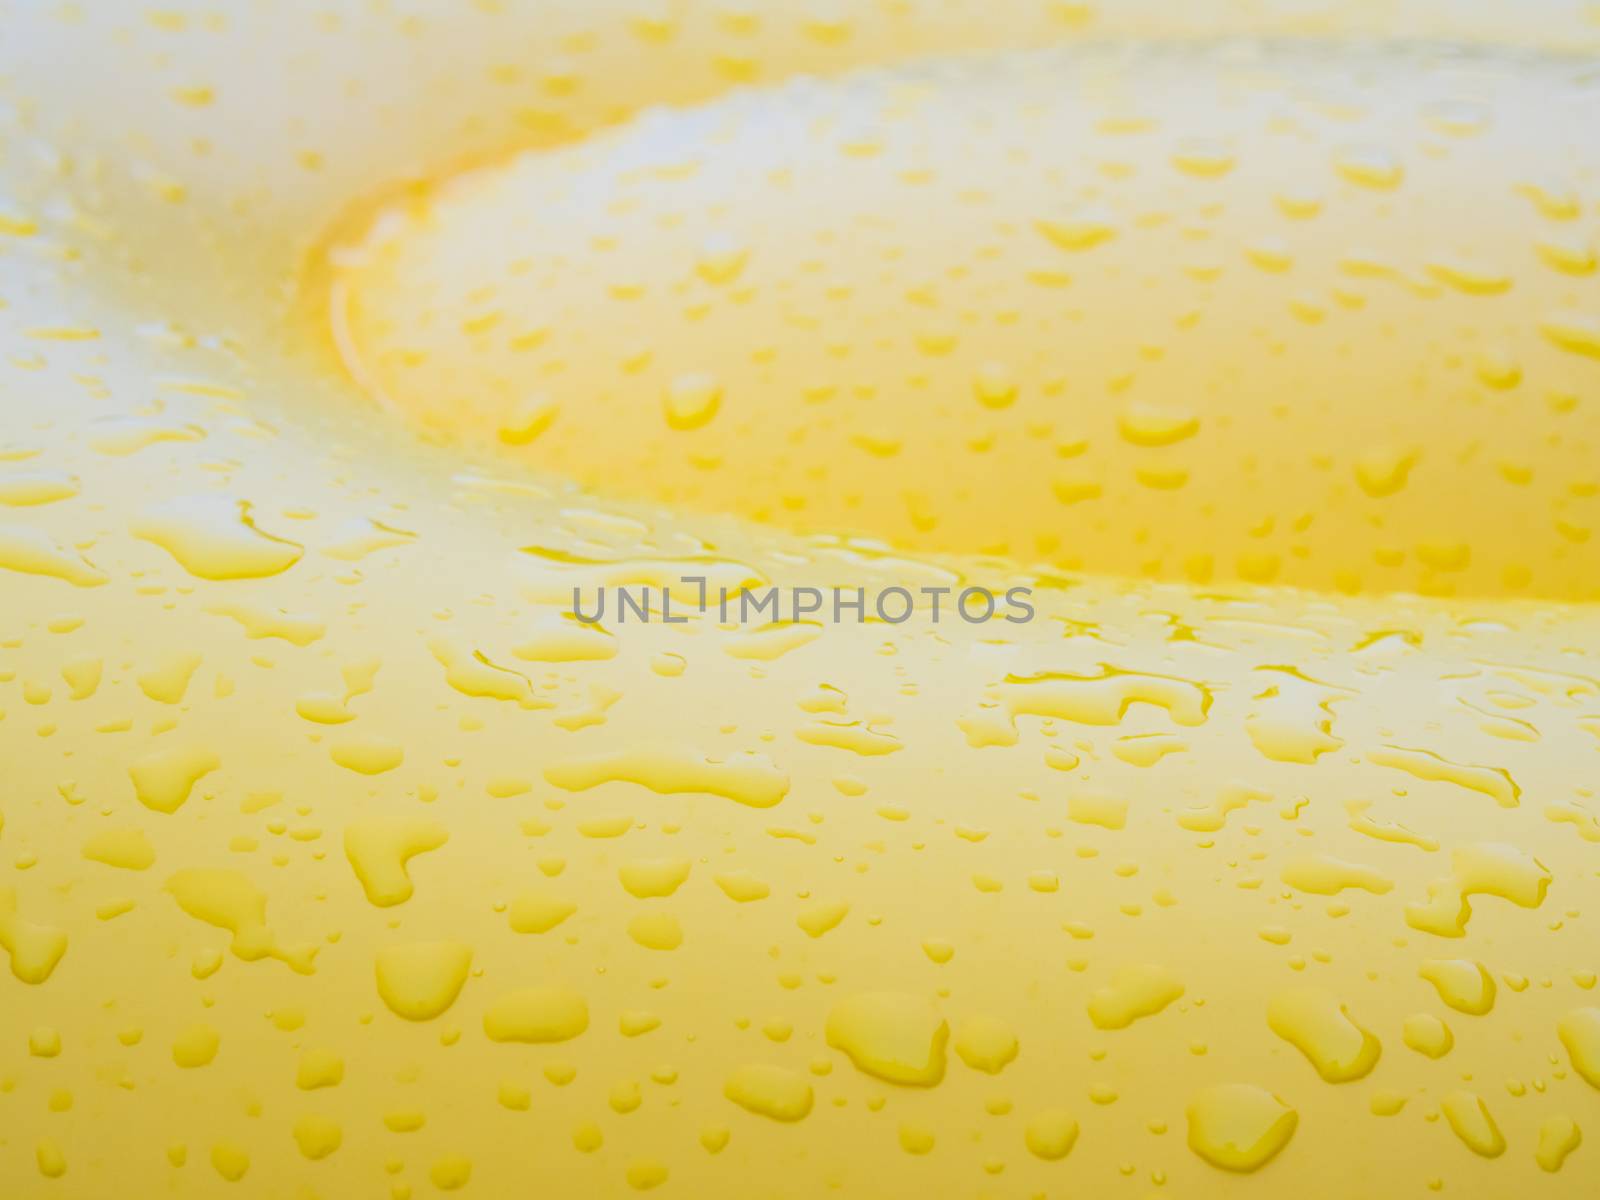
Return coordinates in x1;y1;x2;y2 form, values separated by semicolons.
1;2;1598;1195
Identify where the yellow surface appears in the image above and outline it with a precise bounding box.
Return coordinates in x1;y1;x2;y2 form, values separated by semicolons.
1;2;1599;1198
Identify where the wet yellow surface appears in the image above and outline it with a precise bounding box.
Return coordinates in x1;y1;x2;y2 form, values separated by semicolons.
1;2;1599;1197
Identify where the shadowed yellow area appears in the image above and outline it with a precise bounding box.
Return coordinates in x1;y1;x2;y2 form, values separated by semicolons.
1;3;1599;1199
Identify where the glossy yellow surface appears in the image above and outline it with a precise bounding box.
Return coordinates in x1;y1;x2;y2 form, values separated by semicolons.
1;2;1599;1198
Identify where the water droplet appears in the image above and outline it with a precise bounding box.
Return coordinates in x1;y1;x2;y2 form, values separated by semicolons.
825;992;947;1086
1186;1084;1298;1172
374;942;472;1019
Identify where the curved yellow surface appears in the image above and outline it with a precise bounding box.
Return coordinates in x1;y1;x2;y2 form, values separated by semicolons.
1;3;1599;1198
